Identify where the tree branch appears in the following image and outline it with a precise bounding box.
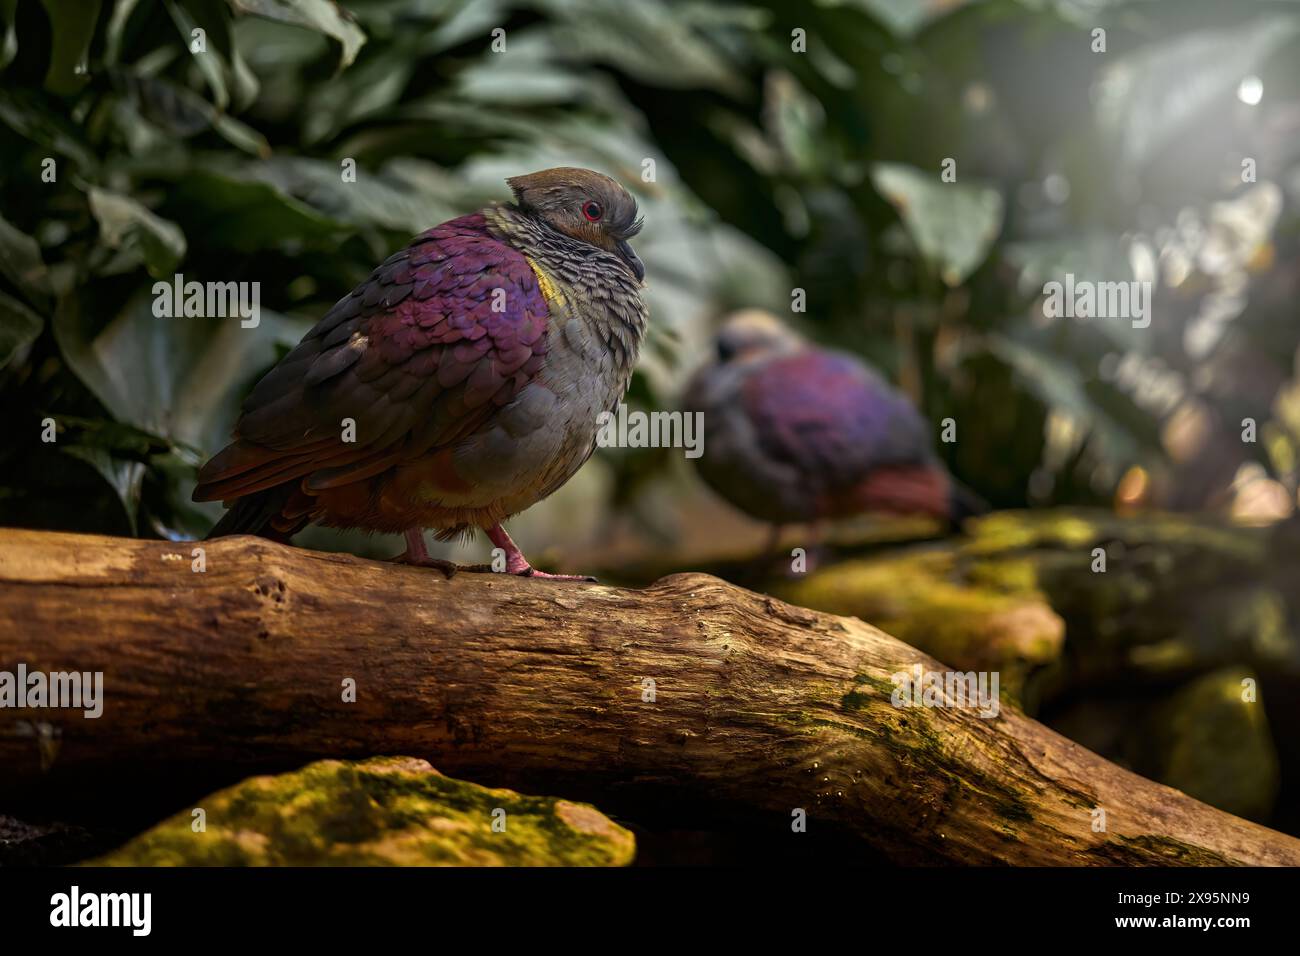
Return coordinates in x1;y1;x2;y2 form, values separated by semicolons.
1;529;1296;865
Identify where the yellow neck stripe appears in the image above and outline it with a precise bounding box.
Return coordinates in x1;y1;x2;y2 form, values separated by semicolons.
525;257;566;308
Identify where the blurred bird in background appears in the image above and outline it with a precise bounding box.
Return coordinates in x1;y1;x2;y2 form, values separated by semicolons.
684;311;986;556
193;168;647;579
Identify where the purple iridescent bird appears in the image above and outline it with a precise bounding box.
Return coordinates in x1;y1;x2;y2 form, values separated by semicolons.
193;167;647;579
684;311;985;541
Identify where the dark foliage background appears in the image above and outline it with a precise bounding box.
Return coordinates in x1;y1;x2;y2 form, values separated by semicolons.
2;0;1299;557
3;0;1300;858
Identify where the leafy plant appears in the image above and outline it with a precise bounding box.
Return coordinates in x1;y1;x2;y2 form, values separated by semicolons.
1;0;1298;545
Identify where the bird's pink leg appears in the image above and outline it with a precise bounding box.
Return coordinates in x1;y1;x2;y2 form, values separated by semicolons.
401;528;431;562
390;529;464;578
486;524;595;582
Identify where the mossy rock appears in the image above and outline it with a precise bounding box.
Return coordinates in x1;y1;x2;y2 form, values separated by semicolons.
88;757;635;866
1050;669;1281;822
773;548;1064;702
769;510;1297;704
962;510;1298;681
1143;668;1280;822
962;510;1267;567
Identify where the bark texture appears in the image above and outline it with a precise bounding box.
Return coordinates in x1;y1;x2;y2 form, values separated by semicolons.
1;528;1297;865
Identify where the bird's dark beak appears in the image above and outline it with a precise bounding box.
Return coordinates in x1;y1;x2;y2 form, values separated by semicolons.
615;239;645;283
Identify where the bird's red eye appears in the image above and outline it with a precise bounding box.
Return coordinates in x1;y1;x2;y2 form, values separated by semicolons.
582;200;603;222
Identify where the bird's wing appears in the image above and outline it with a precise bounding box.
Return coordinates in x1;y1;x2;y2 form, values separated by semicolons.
193;213;549;502
742;350;932;493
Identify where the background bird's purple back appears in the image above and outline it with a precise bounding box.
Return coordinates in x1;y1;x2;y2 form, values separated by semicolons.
743;350;932;497
685;313;973;527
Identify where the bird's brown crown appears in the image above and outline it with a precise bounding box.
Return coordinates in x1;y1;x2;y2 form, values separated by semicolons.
505;167;645;281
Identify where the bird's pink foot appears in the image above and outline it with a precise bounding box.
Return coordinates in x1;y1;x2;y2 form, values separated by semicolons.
486;524;596;582
391;529;488;578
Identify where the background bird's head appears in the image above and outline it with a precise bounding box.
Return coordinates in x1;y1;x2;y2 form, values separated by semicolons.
506;167;645;282
713;310;804;364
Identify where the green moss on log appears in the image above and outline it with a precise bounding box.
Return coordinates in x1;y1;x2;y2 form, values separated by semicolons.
805;676;1040;841
88;757;635;866
1085;835;1236;867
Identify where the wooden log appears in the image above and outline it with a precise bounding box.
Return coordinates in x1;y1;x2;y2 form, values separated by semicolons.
0;528;1297;865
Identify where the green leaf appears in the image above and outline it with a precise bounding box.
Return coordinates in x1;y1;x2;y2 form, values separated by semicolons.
852;0;976;38
106;0;146;67
245;156;459;233
227;0;365;70
62;445;146;533
766;70;826;176
167;167;344;251
988;332;1104;435
0;290;43;371
40;0;100;95
534;0;745;95
301;43;414;143
147;449;217;540
0;213;50;304
117;72;270;155
987;328;1159;469
1001;235;1143;350
0;0;18;70
1002;235;1134;294
871;161;1003;286
53;286;311;456
167;0;231;110
1095;15;1300;178
0;88;97;169
211;111;271;156
49;415;174;457
88;187;188;278
169;0;262;110
120;71;214;137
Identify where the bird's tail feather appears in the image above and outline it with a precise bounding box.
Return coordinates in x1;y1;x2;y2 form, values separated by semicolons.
204;485;297;542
